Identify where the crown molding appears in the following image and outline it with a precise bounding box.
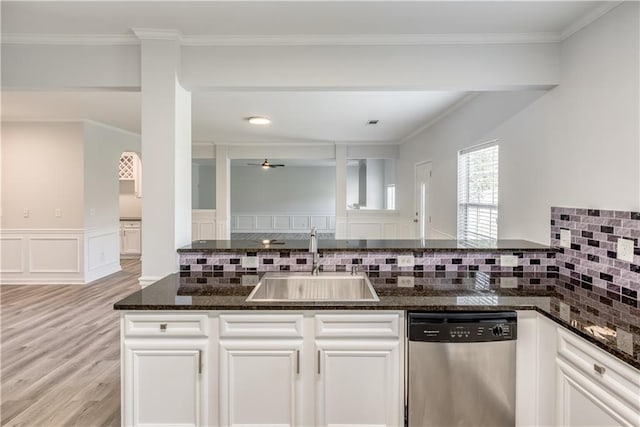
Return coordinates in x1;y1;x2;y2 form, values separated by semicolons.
1;33;138;46
181;32;562;46
2;31;563;47
132;28;183;41
559;1;623;40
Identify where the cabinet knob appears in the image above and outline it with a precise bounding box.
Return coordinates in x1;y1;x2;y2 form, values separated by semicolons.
593;364;606;375
159;323;167;332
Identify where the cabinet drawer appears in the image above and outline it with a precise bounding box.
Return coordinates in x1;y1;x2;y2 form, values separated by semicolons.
557;328;640;411
121;221;141;228
124;313;208;337
315;313;401;338
220;314;303;338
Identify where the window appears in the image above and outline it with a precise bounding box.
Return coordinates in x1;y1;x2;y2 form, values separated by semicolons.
457;141;499;241
385;185;396;210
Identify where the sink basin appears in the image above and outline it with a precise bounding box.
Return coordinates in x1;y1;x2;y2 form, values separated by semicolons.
246;272;379;302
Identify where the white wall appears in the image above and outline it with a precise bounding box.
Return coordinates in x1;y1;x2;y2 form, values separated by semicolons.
83;121;141;281
1;120;141;284
84;121;141;229
1;121;85;229
119;181;142;218
398;2;639;244
231;165;335;213
192;162;215;209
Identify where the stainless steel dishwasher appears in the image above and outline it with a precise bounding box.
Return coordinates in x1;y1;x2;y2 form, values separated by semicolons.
407;311;517;427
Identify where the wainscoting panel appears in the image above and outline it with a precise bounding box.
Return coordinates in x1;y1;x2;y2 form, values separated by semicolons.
85;229;121;283
29;237;80;273
232;213;335;233
346;211;405;240
292;216;310;230
274;216;290;230
1;229;85;284
0;237;24;273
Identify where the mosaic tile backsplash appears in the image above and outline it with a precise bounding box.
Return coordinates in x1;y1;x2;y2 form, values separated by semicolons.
551;207;640;307
180;250;557;274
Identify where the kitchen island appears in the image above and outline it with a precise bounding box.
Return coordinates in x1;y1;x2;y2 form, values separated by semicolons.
115;239;640;427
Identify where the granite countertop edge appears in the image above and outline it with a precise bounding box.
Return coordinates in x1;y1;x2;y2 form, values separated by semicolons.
114;273;640;371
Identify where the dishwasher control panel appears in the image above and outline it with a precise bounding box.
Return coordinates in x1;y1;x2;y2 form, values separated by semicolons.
408;311;517;343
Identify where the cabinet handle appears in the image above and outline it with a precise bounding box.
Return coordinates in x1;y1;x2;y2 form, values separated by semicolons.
159;323;167;332
594;364;606;375
317;350;321;375
198;350;202;374
296;350;300;375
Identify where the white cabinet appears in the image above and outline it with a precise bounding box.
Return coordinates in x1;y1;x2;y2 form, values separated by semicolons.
316;341;401;427
120;221;141;256
121;313;209;427
314;313;403;427
217;312;403;427
555;329;640;427
219;340;303;426
218;313;305;427
119;152;142;197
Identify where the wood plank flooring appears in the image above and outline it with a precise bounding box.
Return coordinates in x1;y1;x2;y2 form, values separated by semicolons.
1;260;141;426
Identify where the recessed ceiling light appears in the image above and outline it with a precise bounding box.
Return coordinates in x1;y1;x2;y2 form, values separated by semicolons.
248;116;271;125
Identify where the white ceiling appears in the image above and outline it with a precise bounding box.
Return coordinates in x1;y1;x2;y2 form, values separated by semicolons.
0;1;614;144
2;1;607;39
1;90;468;143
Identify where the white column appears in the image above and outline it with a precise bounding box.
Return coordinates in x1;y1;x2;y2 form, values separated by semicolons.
335;144;348;239
215;144;231;239
136;30;192;287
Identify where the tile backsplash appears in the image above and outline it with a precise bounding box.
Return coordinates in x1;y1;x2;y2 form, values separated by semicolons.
180;250;556;274
551;207;640;306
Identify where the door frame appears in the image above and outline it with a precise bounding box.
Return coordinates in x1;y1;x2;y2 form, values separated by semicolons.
414;161;432;240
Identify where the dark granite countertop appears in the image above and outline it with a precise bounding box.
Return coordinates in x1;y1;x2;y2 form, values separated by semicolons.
120;217;142;221
114;271;640;370
178;239;553;253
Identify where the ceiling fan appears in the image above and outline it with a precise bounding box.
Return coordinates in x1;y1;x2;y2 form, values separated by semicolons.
247;159;285;169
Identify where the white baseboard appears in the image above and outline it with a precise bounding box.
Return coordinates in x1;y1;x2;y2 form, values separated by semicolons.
85;261;121;283
138;276;163;288
0;277;86;285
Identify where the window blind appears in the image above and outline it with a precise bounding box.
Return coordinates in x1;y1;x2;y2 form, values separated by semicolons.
457;141;499;241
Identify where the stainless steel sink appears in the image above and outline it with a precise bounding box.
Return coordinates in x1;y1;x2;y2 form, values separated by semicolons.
246;272;379;302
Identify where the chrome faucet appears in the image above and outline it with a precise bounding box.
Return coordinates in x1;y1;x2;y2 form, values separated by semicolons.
309;227;320;276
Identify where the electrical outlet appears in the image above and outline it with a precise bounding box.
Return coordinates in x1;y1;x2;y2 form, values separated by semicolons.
397;255;415;267
500;277;518;288
241;256;259;268
560;228;571;248
617;328;634;355
397;276;415;288
55;208;62;218
23;208;29;218
89;208;96;217
500;255;518;267
617;238;634;262
559;302;571;322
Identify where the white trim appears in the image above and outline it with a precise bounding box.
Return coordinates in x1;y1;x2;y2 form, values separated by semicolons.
132;28;183;41
0;236;24;273
28;236;81;273
2;32;569;47
1;33;139;46
559;1;624;41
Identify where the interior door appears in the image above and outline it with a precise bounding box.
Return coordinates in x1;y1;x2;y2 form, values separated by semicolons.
414;162;432;239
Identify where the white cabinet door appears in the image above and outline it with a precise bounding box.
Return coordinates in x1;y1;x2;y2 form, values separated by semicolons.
219;340;303;427
315;340;402;427
123;341;207;427
556;359;628;427
122;227;141;255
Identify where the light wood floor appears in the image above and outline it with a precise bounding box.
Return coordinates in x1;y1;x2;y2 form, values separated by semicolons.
1;260;141;426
